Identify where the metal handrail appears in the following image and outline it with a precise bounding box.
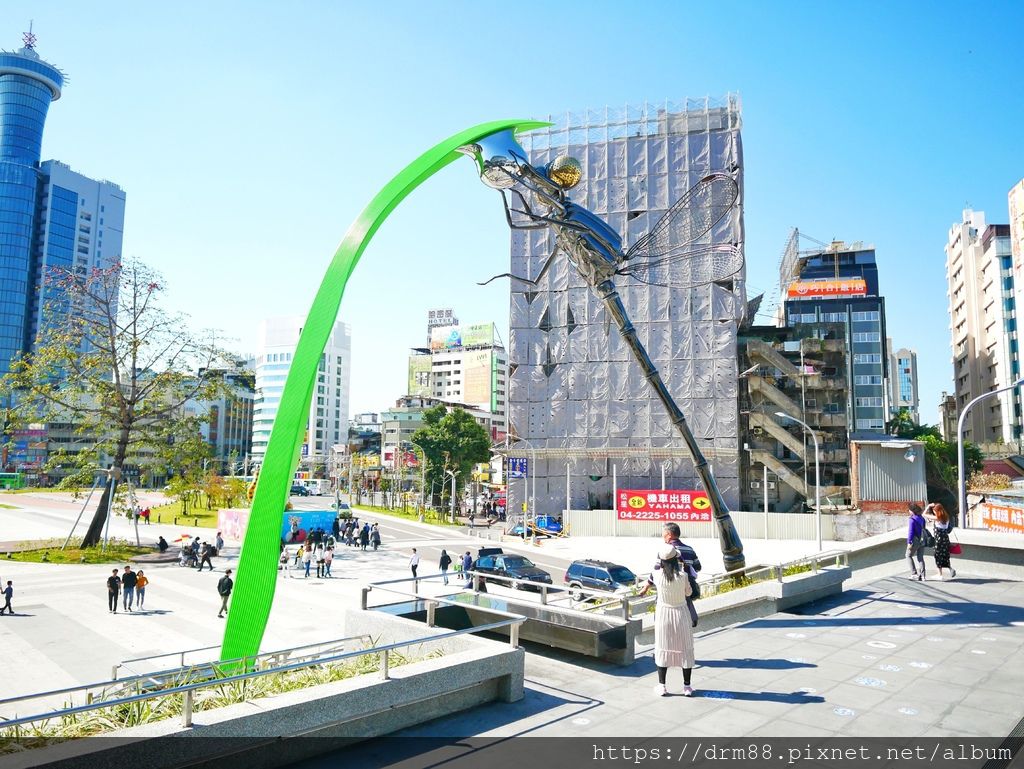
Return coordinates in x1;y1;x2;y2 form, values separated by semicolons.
0;619;525;731
364;571;638;623
0;634;375;709
111;634;373;681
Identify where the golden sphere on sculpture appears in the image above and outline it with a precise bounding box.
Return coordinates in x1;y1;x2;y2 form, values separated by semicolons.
548;155;582;189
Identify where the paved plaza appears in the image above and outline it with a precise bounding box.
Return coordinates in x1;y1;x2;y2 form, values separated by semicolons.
1;492;1022;745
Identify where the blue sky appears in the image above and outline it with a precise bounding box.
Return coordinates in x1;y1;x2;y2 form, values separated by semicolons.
4;1;1022;422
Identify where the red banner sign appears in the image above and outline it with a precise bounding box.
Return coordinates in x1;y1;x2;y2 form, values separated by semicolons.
616;489;713;522
981;503;1024;534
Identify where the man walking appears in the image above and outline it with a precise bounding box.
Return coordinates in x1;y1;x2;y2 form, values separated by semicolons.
107;569;121;613
197;542;215;572
122;565;138;612
217;569;233;618
660;523;701;627
0;580;13;615
409;548;420;580
462;551;473;588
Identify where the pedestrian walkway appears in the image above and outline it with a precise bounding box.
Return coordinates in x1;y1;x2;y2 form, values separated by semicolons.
370;573;1024;739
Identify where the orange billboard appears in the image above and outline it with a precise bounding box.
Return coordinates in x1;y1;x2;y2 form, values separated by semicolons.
788;279;867;299
980;503;1024;534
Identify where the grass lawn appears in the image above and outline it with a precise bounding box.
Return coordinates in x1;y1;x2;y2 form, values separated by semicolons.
149;499;220;528
4;538;154;564
351;503;459;528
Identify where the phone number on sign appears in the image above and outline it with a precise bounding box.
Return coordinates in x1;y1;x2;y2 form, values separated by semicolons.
617;510;712;522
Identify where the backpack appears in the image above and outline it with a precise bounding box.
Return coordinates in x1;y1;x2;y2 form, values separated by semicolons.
922;527;936;549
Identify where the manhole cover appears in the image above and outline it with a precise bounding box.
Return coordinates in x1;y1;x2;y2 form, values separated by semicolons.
862;654;878;660
982;636;997;641
879;664;902;672
867;641;897;649
855;677;887;688
833;707;856;717
909;661;932;669
898;707;919;716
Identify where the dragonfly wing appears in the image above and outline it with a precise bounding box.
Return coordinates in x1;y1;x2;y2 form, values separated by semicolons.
625;173;738;261
616;244;743;288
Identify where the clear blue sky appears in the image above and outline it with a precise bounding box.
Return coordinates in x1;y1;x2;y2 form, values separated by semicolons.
4;1;1022;423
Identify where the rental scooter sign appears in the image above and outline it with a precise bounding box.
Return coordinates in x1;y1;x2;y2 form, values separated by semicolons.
616;489;713;522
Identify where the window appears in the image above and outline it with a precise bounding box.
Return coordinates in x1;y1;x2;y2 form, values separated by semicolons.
852;332;880;343
853;354;882;364
856;397;884;407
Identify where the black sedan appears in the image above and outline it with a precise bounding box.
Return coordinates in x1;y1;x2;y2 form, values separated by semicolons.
473;553;553;591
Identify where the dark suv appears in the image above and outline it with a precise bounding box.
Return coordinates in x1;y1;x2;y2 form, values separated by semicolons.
289;484;310;497
473;552;552;591
564;560;637;600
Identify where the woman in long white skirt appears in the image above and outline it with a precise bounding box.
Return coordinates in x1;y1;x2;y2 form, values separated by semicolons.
643;544;695;696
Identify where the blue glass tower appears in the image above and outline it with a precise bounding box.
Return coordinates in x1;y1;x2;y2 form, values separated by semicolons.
0;36;63;376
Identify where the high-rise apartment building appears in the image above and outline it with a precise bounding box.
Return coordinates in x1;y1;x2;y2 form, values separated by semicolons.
1010;180;1024;350
250;317;351;470
184;364;255;474
887;339;919;424
509;98;745;514
945;210;1020;444
0;36;125;375
782;240;888;432
408;316;507;440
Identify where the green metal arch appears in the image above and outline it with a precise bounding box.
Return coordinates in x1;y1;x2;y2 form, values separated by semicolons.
220;119;549;662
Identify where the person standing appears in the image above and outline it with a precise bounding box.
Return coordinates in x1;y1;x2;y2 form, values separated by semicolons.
324;545;334;578
0;580;12;615
409;548;420;580
217;569;233;618
462;551;473;588
925;502;957;580
370;524;381;551
316;547;326;578
140;507;151;525
280;547;292;577
661;523;701;627
107;569;121;613
439;549;452;585
906;503;927;581
216;531;225;552
360;523;370;551
640;545;696;696
121;565;137;612
135;571;148;610
302;546;312;578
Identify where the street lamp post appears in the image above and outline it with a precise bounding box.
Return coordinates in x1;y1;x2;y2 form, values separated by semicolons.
444;469;460;524
509;436;537;542
776;412;821;552
957;378;1024;526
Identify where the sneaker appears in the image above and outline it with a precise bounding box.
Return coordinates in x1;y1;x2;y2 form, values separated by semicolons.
917;574;924;581
908;572;919;579
653;684;667;697
950;569;957;579
682;685;695;697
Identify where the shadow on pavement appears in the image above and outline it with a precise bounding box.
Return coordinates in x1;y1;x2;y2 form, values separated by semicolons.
695;689;826;704
699;657;816;670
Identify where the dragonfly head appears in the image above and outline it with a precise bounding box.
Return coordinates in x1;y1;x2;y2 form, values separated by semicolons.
458;129;532;189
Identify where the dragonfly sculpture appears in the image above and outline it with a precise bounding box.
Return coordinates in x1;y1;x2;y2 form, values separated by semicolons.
460;128;745;571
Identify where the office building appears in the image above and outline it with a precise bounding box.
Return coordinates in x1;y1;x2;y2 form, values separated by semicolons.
508;97;746;514
250;317;351;470
380;395;500;469
945;210;1020;444
185;364;255;474
1010;179;1024;359
408;316;507;440
887;340;919;424
0;35;124;375
782;238;888;432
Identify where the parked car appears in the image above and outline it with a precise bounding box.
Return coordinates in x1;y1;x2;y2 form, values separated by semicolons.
289;484;310;497
564;559;637;601
334;502;352;519
473;552;552;591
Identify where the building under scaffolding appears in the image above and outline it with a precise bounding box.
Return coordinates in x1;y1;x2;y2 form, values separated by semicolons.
508;97;746;516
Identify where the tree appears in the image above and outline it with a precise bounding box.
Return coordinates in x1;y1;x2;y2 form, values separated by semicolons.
885;407;917;436
411;405;491;513
0;260;229;546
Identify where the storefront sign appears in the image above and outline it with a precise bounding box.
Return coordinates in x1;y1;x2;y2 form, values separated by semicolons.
787;279;867;299
616;489;713;522
980;503;1024;534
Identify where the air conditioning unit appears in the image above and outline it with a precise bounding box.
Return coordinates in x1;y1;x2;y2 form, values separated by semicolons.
767;482;777;490
750;481;761;489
